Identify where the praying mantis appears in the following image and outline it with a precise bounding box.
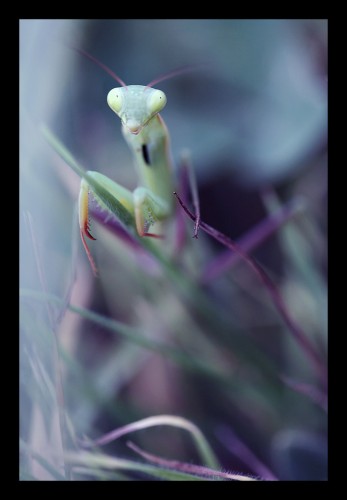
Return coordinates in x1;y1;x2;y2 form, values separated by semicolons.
42;51;326;381
77;50;193;275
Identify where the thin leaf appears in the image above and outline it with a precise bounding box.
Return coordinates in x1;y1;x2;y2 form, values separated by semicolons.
71;466;130;481
127;441;257;481
80;414;219;470
62;450;209;481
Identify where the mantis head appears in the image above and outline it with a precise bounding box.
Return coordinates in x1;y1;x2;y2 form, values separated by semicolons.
72;49;202;136
107;86;167;135
72;48;200;135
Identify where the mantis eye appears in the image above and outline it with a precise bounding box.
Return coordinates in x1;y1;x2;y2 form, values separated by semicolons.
147;90;167;115
107;88;123;114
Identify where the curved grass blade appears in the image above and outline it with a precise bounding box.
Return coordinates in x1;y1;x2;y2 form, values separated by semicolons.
79;414;219;470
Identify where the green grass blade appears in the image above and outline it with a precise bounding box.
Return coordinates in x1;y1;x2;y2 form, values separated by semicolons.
63;451;211;481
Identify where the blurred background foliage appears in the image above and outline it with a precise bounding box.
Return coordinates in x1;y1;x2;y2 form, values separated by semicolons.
20;19;327;480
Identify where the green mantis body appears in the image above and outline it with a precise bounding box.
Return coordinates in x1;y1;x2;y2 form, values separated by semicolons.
79;82;175;274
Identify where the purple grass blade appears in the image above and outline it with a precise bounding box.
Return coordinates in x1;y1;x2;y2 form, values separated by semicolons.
202;196;306;283
127;441;258;481
174;192;327;387
281;375;328;411
215;425;278;481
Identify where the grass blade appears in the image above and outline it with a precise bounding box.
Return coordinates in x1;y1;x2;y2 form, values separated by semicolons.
80;414;219;470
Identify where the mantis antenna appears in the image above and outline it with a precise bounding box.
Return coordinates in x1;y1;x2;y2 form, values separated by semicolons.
73;46;206;90
145;64;207;88
72;47;127;88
